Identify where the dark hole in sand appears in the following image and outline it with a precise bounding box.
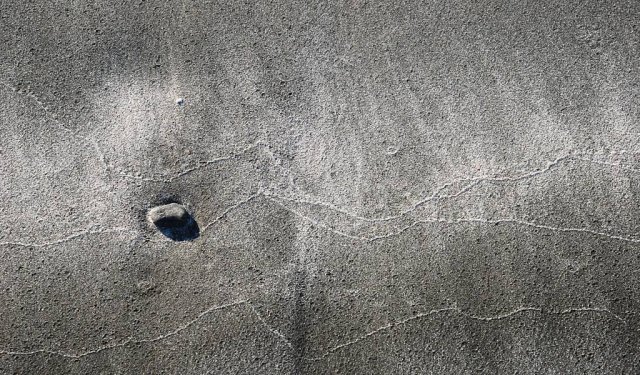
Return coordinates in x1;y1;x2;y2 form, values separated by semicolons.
147;203;200;241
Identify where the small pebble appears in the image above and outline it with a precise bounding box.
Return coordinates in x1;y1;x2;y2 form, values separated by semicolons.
147;203;190;228
386;146;400;156
147;202;200;241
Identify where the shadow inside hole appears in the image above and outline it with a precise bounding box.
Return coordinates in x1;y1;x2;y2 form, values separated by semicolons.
146;202;200;241
155;214;200;241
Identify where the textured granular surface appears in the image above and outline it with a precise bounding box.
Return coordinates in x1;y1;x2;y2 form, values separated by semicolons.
1;1;640;374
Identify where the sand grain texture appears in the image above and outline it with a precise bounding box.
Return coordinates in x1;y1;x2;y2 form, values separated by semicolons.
1;1;640;374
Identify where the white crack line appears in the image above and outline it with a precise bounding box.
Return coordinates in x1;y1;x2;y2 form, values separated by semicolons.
1;193;262;248
367;217;640;244
572;156;640;174
304;305;629;361
263;153;640;228
117;142;265;183
0;299;248;359
267;196;640;245
1;299;628;361
247;302;294;349
201;192;264;233
0;227;138;248
0;81;73;133
269;155;570;224
265;195;365;241
0;298;305;359
0;80;110;172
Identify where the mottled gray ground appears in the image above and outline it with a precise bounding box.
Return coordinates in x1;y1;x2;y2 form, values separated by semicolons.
1;0;640;374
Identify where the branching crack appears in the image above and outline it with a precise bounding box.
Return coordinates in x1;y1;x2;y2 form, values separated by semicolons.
268;155;569;224
0;298;629;362
267;196;640;245
247;302;294;349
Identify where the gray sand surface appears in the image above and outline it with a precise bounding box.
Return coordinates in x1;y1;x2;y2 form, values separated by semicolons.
1;1;639;373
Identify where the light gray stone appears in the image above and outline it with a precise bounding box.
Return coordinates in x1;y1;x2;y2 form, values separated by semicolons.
147;203;190;228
